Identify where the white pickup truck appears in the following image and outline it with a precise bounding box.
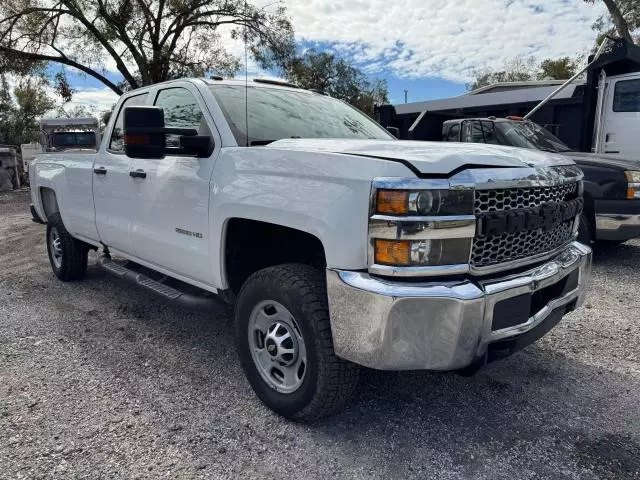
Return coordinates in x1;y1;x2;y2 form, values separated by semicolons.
30;78;592;420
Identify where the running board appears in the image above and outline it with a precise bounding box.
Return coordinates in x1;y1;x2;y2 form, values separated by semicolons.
98;256;220;311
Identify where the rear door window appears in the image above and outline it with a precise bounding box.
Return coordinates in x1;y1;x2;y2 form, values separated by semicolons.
463;121;498;144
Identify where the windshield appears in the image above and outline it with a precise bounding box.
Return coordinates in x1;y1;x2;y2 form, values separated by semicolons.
52;132;96;148
209;85;393;146
495;121;571;153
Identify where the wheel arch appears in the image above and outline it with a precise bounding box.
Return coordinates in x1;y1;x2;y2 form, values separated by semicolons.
39;187;60;221
222;217;327;294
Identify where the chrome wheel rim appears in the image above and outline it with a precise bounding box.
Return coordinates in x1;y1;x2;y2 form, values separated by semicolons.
248;300;307;394
49;227;63;269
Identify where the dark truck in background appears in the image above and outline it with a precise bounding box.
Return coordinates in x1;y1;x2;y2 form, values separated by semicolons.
379;39;640;157
439;117;640;245
378;38;640;246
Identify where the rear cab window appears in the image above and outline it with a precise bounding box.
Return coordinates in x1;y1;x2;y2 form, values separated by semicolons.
463;120;499;144
445;123;460;141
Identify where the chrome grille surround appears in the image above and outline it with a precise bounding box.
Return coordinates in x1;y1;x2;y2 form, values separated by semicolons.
369;164;584;277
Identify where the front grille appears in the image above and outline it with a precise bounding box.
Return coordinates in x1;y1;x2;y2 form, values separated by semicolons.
474;183;578;215
472;183;579;268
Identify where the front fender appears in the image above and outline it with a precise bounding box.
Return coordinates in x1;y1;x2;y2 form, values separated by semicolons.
209;148;414;288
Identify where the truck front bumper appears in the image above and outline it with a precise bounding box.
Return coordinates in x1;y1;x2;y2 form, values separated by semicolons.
326;241;592;371
595;199;640;242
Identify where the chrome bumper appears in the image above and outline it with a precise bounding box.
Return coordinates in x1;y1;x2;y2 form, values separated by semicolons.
326;241;592;371
595;213;640;241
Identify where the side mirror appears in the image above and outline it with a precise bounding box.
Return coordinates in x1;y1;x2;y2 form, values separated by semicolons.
124;106;166;159
386;126;400;138
124;106;214;158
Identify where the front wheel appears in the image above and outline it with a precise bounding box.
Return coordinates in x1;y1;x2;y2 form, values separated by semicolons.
46;212;88;281
235;264;359;421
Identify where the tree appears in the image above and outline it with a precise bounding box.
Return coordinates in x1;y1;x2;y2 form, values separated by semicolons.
100;107;114;130
467;56;537;90
0;75;55;145
537;57;579;80
0;75;15;142
468;56;581;91
283;49;389;117
0;0;295;95
53;104;97;119
585;0;639;44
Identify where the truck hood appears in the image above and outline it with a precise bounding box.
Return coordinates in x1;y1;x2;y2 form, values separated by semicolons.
267;139;574;176
561;151;640;172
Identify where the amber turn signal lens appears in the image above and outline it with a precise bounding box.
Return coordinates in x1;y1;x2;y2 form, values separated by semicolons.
124;133;150;146
376;190;409;215
625;171;640;199
374;239;411;266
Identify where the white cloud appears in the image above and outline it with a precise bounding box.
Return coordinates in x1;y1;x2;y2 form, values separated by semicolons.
283;0;607;82
59;0;607;87
65;88;119;111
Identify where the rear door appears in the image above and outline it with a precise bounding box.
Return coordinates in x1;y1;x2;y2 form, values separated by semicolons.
93;92;149;254
127;84;219;285
601;74;640;157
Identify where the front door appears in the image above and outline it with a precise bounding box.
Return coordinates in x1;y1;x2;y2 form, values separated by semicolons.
601;74;640;157
94;92;149;254
128;84;218;285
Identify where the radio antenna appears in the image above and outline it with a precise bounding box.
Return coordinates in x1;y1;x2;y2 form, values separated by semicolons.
244;0;249;146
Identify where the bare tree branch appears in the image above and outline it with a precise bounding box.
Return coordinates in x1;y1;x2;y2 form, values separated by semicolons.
0;0;294;92
0;45;123;95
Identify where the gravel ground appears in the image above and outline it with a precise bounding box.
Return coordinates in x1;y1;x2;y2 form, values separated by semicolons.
1;189;639;479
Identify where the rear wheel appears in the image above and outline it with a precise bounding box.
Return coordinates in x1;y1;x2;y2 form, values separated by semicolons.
235;264;359;421
46;212;88;281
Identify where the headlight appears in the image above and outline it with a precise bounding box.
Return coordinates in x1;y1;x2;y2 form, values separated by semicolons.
375;189;473;216
625;171;640;199
370;181;475;274
373;238;472;267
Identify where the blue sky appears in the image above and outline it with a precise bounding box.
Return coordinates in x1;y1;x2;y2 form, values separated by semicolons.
58;57;469;114
56;0;607;114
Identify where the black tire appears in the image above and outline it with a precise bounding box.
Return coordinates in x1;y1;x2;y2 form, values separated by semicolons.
235;263;359;421
46;212;88;281
577;212;593;245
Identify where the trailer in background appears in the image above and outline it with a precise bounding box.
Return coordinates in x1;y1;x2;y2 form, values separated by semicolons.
379;39;640;158
38;117;101;153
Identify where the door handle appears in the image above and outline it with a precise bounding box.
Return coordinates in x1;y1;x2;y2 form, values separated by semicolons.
93;166;107;175
129;169;147;179
605;133;611;142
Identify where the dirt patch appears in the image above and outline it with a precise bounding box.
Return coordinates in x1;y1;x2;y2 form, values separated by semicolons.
1;188;639;479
